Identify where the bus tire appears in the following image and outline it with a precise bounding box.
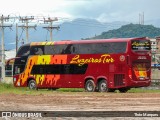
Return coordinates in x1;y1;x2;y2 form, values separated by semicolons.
98;79;108;92
119;88;128;93
85;79;95;92
28;80;37;90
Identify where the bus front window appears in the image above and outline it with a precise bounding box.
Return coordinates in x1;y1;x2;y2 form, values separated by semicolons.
16;45;30;57
13;45;30;75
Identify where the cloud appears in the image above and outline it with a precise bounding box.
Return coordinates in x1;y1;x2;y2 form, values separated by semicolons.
0;0;159;23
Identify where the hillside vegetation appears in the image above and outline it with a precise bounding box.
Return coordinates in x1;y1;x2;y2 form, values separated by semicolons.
91;24;160;39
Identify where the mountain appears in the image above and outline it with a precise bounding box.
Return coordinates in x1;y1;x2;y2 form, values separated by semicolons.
91;24;160;39
54;19;128;40
2;19;128;50
146;19;160;28
1;18;160;50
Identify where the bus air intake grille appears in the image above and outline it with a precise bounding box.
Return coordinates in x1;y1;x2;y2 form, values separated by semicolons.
114;74;125;87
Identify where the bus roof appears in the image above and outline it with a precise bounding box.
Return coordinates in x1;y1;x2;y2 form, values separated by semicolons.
29;37;148;46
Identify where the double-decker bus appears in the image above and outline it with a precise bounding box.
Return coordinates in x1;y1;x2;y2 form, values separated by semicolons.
11;37;151;92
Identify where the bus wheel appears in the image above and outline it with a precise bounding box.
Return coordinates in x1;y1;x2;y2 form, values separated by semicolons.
119;88;128;93
28;80;37;90
98;79;108;92
85;79;95;92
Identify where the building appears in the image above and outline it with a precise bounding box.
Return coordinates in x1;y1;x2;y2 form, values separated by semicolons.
150;39;157;53
5;49;16;77
156;37;160;54
155;37;160;63
0;49;16;78
150;38;160;64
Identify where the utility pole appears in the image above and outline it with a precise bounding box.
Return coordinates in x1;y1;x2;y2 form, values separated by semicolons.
142;12;144;25
16;23;18;53
139;12;144;25
0;15;12;82
19;16;36;43
43;17;59;41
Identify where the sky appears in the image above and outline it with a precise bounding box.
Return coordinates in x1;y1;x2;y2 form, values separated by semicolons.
0;0;160;23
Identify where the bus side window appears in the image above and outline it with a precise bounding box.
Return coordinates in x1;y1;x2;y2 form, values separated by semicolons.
71;46;76;53
78;44;92;54
33;48;43;55
71;44;79;54
45;45;63;55
111;42;127;53
45;45;55;54
63;44;78;54
30;46;44;55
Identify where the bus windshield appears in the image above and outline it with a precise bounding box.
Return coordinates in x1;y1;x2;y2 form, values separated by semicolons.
131;40;151;52
16;45;30;57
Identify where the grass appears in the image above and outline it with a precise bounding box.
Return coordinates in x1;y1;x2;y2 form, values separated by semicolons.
0;83;85;95
0;83;29;94
0;83;160;95
128;88;160;93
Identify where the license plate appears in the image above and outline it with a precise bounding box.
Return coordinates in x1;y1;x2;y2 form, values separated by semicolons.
139;76;145;80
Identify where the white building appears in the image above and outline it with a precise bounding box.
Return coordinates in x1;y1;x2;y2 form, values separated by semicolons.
0;49;16;78
150;38;157;53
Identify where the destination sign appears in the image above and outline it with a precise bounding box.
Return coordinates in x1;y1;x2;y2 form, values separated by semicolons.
131;40;151;51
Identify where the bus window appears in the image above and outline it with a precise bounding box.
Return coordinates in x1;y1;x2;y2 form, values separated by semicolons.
45;44;78;55
61;44;79;54
78;42;127;54
109;42;127;53
61;44;72;54
69;44;78;54
30;46;44;55
16;45;30;57
45;45;59;54
78;43;94;54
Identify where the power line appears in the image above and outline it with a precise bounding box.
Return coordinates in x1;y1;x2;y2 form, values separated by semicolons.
0;15;12;82
43;17;60;41
18;16;36;43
